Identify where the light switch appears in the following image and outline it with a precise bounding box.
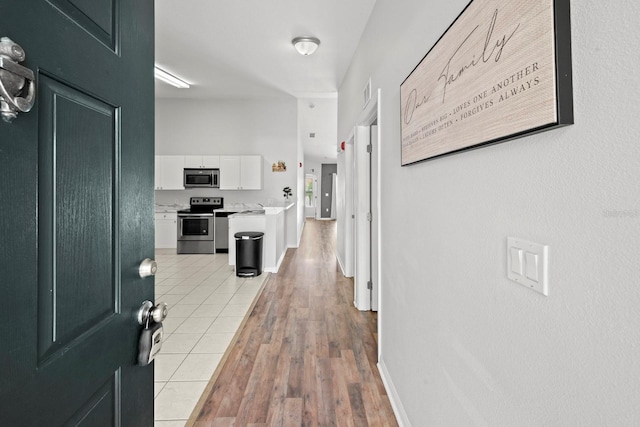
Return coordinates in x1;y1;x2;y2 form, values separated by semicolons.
525;252;539;282
507;237;549;296
510;247;523;275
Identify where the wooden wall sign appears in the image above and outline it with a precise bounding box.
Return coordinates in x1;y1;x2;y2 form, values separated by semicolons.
400;0;573;165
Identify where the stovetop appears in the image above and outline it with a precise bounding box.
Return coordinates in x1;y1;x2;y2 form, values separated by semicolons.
177;196;223;214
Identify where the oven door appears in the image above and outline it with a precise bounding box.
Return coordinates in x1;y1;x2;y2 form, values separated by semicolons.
178;215;214;241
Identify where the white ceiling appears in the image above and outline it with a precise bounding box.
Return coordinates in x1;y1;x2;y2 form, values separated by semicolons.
155;0;376;161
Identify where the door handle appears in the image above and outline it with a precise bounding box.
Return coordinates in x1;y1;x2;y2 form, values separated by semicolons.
0;37;36;123
137;301;168;325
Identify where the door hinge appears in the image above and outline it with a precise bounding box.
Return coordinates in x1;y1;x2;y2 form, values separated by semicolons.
367;280;373;290
366;144;372;153
367;212;372;222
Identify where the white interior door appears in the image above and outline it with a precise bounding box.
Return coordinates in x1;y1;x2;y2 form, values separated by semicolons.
354;126;371;310
370;124;379;311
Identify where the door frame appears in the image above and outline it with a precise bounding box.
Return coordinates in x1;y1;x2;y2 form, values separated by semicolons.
353;89;381;314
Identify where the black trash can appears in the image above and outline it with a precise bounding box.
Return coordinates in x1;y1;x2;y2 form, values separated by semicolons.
234;231;264;277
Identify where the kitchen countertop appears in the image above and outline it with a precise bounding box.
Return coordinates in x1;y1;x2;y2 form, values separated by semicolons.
228;209;265;218
213;207;244;213
263;201;295;209
155;203;187;213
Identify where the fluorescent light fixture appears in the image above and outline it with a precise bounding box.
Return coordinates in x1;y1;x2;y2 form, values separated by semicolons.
154;66;190;88
292;37;320;56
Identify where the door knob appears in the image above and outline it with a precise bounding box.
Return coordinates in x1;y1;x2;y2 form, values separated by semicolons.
138;258;157;278
137;301;168;325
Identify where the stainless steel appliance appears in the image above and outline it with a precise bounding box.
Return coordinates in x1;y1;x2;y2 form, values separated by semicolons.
177;197;223;254
183;168;219;188
214;211;232;253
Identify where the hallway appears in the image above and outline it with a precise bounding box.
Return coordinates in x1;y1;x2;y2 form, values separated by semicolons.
192;219;398;426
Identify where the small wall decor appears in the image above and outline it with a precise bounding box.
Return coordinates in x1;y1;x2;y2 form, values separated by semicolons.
272;160;286;172
282;186;292;201
400;0;573;165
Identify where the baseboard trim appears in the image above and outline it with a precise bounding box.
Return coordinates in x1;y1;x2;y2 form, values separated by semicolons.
377;360;411;427
336;253;348;277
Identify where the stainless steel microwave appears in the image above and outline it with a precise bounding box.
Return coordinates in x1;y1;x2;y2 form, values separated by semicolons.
183;168;219;188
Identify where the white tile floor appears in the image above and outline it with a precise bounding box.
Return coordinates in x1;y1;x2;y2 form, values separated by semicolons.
153;249;268;427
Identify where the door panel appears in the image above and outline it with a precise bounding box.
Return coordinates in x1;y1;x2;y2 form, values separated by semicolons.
48;0;118;50
38;74;118;363
0;0;154;425
63;371;119;427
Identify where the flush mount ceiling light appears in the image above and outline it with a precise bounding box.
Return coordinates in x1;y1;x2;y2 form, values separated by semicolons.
154;66;190;88
292;36;320;56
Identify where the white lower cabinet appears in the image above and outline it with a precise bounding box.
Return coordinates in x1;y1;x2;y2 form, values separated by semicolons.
155;212;177;248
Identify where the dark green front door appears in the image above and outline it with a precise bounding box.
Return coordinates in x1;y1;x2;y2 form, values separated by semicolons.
0;1;155;425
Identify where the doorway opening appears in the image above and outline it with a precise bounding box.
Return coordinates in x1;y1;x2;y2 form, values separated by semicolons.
353;89;380;313
304;173;317;218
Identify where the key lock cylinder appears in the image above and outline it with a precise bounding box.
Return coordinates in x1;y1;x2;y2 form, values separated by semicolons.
137;301;168;365
137;258;168;365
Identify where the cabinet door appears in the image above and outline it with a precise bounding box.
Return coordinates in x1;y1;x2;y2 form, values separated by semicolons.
220;156;241;190
202;156;220;168
155;213;177;248
240;155;263;190
154;156;162;190
183;155;203;168
158;156;184;190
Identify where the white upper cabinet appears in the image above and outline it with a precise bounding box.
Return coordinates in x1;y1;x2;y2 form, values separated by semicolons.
155;156;184;190
220;155;263;190
184;155;220;169
219;156;241;190
240;155;263;190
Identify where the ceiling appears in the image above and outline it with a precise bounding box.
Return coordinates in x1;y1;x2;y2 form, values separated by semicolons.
155;0;376;160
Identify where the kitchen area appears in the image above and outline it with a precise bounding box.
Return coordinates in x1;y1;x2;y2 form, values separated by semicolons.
151;67;334;427
154;153;297;274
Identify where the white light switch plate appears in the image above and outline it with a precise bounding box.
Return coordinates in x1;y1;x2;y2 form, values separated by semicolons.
507;237;548;296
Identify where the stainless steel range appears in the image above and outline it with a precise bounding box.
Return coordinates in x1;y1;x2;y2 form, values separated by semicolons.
177;197;223;254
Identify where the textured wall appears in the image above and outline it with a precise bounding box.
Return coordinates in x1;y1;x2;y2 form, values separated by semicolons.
338;0;640;425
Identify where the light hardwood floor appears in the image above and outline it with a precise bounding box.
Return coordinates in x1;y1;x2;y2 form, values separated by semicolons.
190;219;398;427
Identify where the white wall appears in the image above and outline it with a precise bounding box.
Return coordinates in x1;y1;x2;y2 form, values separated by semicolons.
338;0;640;425
155;97;304;243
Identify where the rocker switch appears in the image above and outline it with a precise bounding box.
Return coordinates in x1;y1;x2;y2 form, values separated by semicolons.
510;247;523;275
525;252;539;282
